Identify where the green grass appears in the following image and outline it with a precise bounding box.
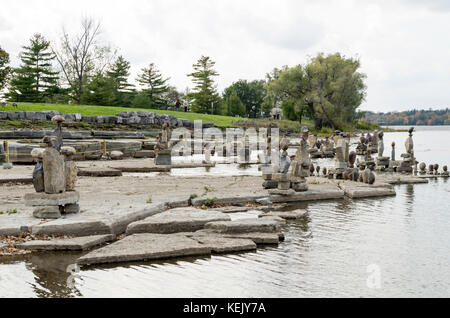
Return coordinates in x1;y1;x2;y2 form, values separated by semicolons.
1;103;241;128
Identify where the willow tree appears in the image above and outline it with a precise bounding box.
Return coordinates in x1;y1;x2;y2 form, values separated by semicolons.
187;55;220;114
266;53;367;129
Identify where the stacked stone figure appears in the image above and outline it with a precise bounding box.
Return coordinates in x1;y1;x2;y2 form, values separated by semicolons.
289;127;310;192
155;123;172;165
272;137;292;191
333;133;350;179
398;127;416;173
375;131;390;171
24;116;80;219
442;165;449;176
262;135;279;189
319;136;335;158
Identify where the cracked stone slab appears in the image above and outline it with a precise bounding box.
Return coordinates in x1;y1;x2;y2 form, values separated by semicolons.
270;187;344;203
16;234;114;251
260;209;308;220
126;207;231;235
338;182;396;198
204;219;281;234
77;233;212;266
187;233;256;253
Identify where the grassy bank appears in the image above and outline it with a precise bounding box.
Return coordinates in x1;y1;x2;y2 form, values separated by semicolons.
1;103;240;128
0;103;395;133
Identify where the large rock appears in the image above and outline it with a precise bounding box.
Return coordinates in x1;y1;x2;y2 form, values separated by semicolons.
204;219;281;234
43;147;66;194
24;191;80;207
77;233;212;266
126;208;231;234
16;235;114;251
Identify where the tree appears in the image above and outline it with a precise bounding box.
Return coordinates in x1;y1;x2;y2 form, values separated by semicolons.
53;17;115;104
0;46;11;92
223;79;266;117
265;53;367;129
261;67;287;117
161;86;184;109
80;72;116;106
225;91;246;117
187;55;220;114
136;63;170;108
107;55;135;106
6;34;59;102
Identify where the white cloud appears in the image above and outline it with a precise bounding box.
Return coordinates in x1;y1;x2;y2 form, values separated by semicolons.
0;0;449;112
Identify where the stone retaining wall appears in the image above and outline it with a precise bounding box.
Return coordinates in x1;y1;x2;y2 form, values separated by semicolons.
0;110;214;129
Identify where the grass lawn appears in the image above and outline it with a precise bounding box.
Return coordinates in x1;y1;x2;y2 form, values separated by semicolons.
1;103;242;128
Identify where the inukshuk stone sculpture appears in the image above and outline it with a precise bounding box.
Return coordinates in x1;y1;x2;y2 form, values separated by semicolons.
398;127;416;173
433;164;440;175
272;137;292;191
333;133;349;179
24;116;80;219
308;134;320;158
375;131;390;171
319;136;335;158
155;122;172;165
262;135;279;189
289;127;310;191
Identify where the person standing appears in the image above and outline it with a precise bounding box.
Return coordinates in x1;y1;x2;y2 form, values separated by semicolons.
183;100;189;112
175;99;181;112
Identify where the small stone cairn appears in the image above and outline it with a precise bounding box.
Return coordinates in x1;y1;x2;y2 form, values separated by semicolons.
398;127;417;173
154;123;172;165
24;116;80;219
375;131;390;171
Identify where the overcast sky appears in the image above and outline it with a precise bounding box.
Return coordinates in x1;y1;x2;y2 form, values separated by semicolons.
1;0;449;112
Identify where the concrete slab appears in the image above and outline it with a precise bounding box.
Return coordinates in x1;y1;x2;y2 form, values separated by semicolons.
77;168;122;177
204;219;281;234
126;208;231;234
77;233;212;266
16;234;114;251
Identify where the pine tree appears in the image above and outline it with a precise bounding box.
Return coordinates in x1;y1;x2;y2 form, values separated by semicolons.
0;46;11;92
107;56;135;106
136;63;169;108
6;34;59;102
187;55;220;114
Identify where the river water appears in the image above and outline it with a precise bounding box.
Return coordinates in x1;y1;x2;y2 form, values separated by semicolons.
1;127;449;298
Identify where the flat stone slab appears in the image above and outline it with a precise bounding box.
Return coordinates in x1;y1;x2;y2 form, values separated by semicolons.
192;196;266;207
338;183;396;198
223;232;282;245
0;178;33;185
212;206;251;213
78;168;122;177
187;233;256;253
204;219;281;234
269;187;344;203
126;208;231;234
260;209;308;220
257;215;286;225
77;233;212;266
381;176;429;184
16;234;114;251
24;191;80;207
32;218;112;236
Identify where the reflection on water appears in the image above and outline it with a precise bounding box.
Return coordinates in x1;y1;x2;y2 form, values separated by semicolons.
1;179;449;297
1;129;450;298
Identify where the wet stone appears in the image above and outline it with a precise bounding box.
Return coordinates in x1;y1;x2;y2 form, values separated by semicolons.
260;209;308;220
16;235;114;251
77;233;212;266
204;219;281;234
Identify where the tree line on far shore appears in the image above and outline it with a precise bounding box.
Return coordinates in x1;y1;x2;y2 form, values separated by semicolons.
365;109;450;126
0;17;368;130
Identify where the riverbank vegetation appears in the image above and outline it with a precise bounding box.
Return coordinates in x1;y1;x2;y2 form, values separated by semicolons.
0;16;375;133
364;109;450;126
